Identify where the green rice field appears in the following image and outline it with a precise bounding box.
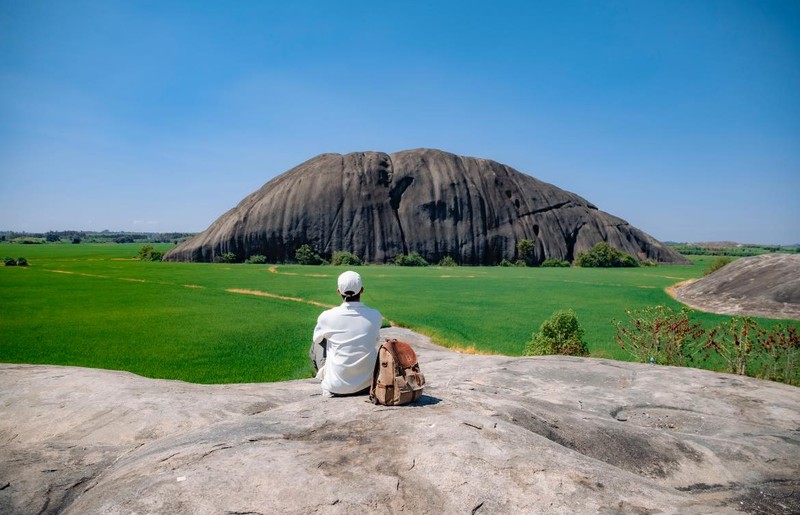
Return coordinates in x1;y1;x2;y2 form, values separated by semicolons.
1;243;794;383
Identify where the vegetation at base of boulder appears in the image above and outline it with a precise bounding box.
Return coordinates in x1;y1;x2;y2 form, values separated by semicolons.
514;259;527;267
438;256;458;267
525;309;589;357
217;252;238;264
245;254;267;264
331;251;362;266
295;244;327;265
704;257;732;276
499;259;513;267
541;258;570;268
136;245;163;262
516;239;536;267
394;252;429;266
4;257;28;266
615;306;800;386
575;242;639;268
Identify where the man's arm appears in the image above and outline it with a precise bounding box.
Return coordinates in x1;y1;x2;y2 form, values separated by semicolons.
312;311;331;344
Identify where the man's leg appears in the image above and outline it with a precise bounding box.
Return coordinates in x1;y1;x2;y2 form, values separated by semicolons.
309;339;327;372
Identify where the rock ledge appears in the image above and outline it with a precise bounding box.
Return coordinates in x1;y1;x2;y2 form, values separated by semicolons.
2;328;799;514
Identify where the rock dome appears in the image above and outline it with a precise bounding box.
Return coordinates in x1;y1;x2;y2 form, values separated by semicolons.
2;327;798;514
164;149;688;265
676;253;800;320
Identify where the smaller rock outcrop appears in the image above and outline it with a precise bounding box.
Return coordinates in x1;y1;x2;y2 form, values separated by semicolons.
676;253;800;320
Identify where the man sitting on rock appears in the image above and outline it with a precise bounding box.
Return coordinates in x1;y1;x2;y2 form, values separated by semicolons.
310;271;383;397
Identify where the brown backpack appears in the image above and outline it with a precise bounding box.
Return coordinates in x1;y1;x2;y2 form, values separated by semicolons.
370;338;426;406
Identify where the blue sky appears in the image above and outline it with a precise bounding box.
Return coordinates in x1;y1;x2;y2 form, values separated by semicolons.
1;1;798;244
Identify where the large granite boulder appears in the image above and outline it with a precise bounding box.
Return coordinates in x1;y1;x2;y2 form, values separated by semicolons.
2;327;798;514
164;149;689;265
675;253;800;320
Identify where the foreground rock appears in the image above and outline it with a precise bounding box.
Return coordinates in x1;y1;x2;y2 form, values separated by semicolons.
164;148;688;265
676;253;800;320
2;327;798;514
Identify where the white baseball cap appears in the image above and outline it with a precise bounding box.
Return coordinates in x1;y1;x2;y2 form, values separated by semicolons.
337;271;363;296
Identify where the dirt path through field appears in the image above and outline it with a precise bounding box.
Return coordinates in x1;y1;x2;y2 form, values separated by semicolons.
225;288;335;309
39;267;336;309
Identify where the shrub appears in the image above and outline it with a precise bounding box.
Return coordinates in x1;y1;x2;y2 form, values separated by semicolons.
331;251;362;266
394;252;428;266
4;257;17;266
438;256;458;267
245;254;268;264
755;324;800;386
219;252;238;264
616;307;800;386
517;239;536;266
575;242;639;268
702;319;800;385
498;259;513;267
295;244;326;265
525;309;589;357
136;245;163;262
514;259;527;267
704;257;732;276
541;258;570;268
614;305;705;366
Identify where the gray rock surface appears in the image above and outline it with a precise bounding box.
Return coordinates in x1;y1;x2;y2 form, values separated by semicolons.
2;327;799;514
164;149;689;265
676;253;800;320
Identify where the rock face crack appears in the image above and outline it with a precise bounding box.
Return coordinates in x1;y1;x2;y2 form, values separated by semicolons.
388;165;413;255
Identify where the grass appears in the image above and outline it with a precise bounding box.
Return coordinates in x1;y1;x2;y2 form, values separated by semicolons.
1;244;796;383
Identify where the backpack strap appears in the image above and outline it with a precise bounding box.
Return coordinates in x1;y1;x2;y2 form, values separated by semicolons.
369;340;390;402
382;339;408;378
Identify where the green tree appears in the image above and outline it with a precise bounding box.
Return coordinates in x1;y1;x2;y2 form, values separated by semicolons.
245;254;268;264
541;258;570;267
517;239;536;266
331;251;362;266
137;245;163;261
295;244;326;265
438;256;457;267
525;310;588;357
219;252;238;263
575;242;639;268
394;252;428;266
